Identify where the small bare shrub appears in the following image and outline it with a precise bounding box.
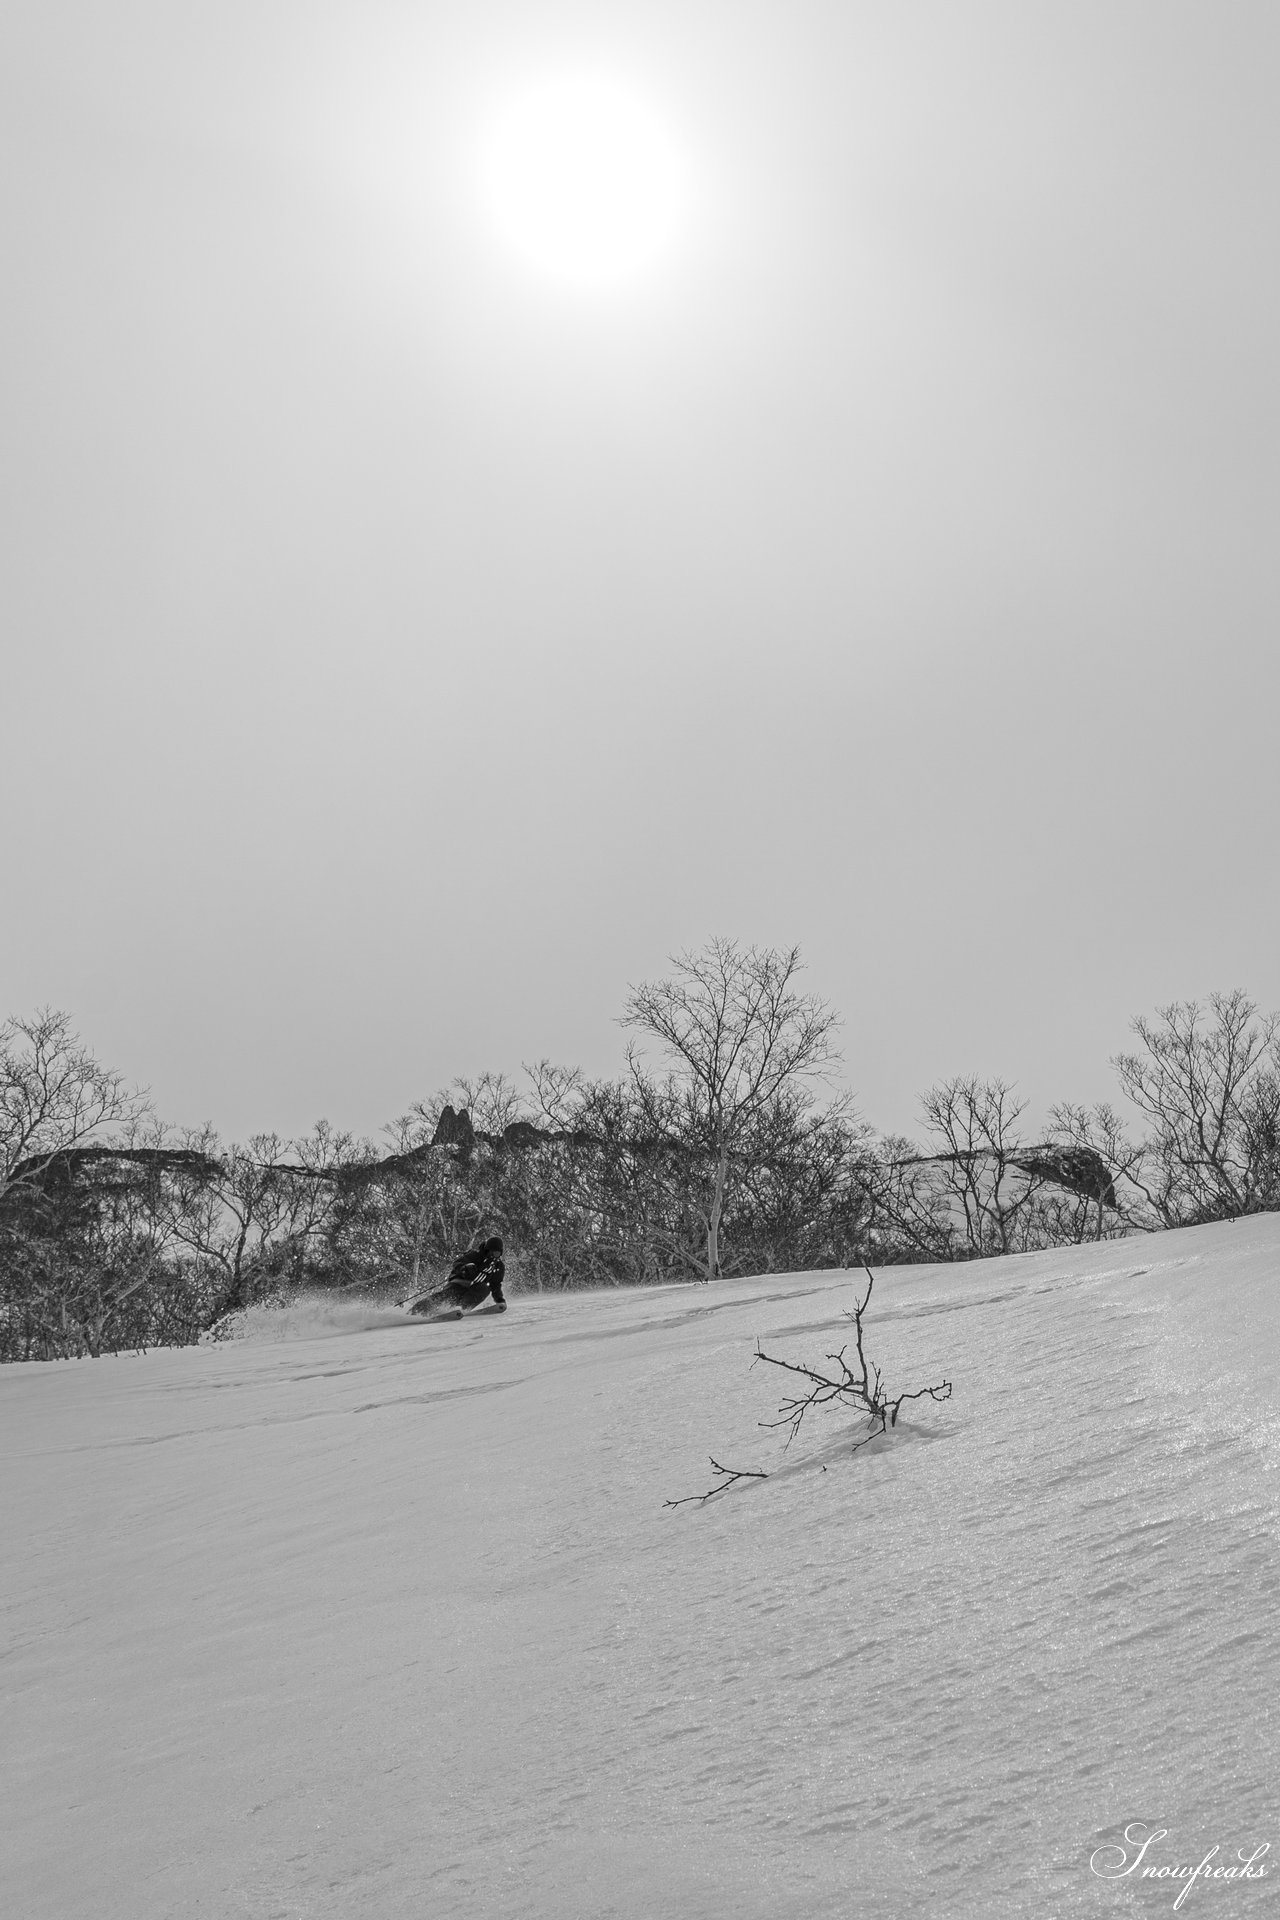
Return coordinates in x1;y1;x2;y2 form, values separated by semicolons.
666;1268;952;1506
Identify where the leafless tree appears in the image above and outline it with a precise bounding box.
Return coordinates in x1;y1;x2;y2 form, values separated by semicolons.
622;940;841;1279
1;1009;149;1203
872;1077;1045;1258
418;1071;527;1138
918;1076;1041;1255
872;1078;1134;1258
868;1132;959;1262
1046;1101;1149;1238
725;1092;874;1272
1113;991;1280;1224
526;1059;585;1129
161;1124;358;1315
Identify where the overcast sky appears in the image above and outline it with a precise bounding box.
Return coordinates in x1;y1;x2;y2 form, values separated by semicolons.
3;1;1277;1144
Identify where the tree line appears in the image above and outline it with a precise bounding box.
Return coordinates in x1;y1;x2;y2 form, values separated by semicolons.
3;941;1277;1361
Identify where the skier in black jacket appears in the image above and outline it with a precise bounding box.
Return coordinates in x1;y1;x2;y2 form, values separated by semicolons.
409;1237;506;1318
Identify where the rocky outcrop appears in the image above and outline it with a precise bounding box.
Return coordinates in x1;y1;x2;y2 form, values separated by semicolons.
1012;1145;1117;1208
1;1145;224;1215
893;1143;1118;1208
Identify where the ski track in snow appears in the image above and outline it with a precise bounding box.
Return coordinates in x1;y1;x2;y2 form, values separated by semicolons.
2;1219;1278;1918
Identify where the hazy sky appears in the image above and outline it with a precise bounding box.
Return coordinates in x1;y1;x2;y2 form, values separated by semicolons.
3;1;1278;1144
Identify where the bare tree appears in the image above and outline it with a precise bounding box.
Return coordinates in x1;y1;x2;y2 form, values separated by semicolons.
526;1059;585;1130
1;1009;149;1204
918;1076;1041;1255
726;1092;874;1272
622;940;840;1279
161;1125;357;1316
871;1076;1044;1259
1114;991;1280;1224
872;1078;1132;1258
869;1132;959;1262
1046;1101;1149;1239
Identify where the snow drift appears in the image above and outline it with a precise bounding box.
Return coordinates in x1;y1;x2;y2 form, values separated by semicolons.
3;1218;1277;1918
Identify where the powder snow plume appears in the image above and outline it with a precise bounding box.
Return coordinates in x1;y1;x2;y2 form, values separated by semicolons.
203;1292;418;1343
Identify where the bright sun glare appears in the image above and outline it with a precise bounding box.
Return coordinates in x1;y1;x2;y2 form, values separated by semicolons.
479;74;688;290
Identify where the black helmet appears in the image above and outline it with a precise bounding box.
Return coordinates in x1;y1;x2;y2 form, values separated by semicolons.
485;1235;504;1255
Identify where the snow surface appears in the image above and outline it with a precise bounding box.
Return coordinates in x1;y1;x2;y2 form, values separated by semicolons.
3;1219;1278;1919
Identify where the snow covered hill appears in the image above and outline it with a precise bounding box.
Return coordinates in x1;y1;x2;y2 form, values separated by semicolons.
3;1219;1277;1919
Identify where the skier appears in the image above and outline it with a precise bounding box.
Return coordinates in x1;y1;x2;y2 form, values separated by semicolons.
408;1236;506;1319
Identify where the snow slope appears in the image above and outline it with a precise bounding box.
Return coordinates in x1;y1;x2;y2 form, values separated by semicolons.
3;1219;1278;1919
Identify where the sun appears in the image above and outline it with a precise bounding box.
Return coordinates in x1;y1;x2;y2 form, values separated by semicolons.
479;73;688;290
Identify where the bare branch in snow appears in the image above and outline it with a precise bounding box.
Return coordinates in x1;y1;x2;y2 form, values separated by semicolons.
663;1458;769;1508
666;1267;952;1506
754;1269;952;1455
